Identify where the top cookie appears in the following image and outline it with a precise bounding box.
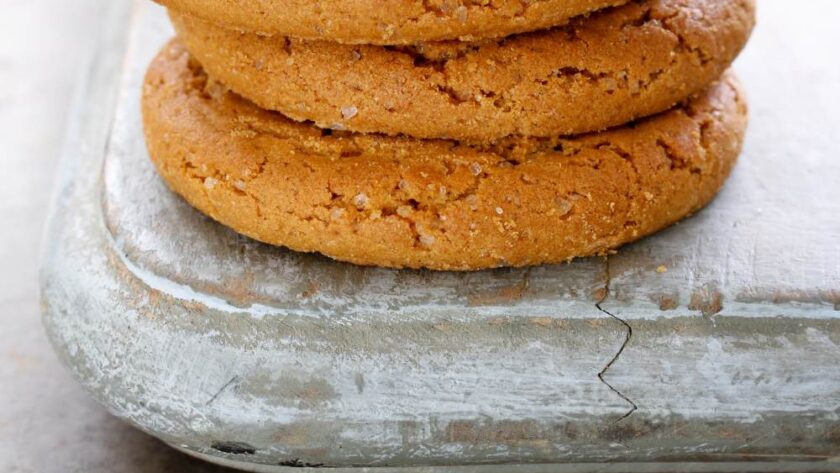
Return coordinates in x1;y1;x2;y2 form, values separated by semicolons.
154;0;628;45
171;0;755;141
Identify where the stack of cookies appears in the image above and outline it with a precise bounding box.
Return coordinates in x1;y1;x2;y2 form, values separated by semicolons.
143;0;755;270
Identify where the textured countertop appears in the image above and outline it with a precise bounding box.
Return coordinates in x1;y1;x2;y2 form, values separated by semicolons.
0;1;229;471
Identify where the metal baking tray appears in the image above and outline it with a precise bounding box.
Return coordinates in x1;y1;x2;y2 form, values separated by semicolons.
41;1;840;471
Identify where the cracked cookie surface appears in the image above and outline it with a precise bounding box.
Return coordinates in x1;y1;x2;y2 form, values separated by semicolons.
156;0;627;45
142;41;747;271
171;0;754;141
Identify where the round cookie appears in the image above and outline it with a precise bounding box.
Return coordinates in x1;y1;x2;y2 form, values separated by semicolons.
143;42;748;271
171;0;755;141
156;0;628;45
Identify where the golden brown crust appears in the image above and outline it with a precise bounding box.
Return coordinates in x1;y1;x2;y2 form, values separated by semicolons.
171;0;755;141
142;41;748;271
156;0;628;45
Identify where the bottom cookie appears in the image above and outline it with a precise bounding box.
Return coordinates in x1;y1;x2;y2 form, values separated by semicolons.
142;41;747;271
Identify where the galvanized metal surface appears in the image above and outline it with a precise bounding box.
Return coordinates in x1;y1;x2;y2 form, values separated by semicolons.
41;0;840;471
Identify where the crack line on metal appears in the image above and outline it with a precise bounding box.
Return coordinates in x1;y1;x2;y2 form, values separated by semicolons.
206;375;240;406
596;256;638;423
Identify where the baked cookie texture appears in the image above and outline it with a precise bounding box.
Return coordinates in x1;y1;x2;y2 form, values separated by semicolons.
155;0;628;45
143;42;748;271
171;0;755;141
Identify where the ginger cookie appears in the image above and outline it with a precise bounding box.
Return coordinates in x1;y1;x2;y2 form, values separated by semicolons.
171;0;754;141
156;0;628;45
143;42;748;271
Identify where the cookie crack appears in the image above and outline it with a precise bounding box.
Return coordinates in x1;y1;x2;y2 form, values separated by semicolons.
418;0;723;134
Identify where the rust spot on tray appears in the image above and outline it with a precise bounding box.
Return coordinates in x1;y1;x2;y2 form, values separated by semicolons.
220;271;257;305
299;280;321;298
688;283;723;317
736;288;840;310
467;277;530;306
444;419;538;444
598;419;656;442
592;287;608;302
824;422;840;445
652;293;679;311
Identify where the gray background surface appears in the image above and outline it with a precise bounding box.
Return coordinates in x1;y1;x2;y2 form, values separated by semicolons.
0;1;230;471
